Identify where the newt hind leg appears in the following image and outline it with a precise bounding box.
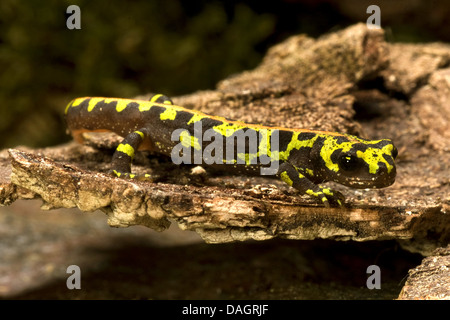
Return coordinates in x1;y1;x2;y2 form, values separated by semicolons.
110;128;153;181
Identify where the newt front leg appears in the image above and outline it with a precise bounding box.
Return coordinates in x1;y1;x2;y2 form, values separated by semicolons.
278;162;344;207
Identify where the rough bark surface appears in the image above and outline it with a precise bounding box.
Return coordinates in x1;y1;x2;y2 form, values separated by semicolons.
398;245;450;300
0;24;449;299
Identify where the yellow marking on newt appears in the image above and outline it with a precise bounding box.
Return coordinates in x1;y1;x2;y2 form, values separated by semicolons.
64;97;84;114
135;131;144;139
87;98;105;112
117;143;135;159
306;189;323;198
187;113;206;125
179;130;201;150
115;100;129;112
257;129;272;159
356;144;395;174
278;132;318;161
237;152;258;165
64;103;72;115
79;97;129;113
223;158;237;164
138;102;152;112
150;94;164;103
212;122;248;137
280;171;293;186
160;108;178;121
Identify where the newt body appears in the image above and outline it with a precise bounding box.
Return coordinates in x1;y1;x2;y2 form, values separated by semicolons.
65;95;397;207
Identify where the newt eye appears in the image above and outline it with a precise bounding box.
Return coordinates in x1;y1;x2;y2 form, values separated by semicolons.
338;154;360;172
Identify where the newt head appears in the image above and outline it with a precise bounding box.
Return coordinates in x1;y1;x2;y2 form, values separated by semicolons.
311;135;398;189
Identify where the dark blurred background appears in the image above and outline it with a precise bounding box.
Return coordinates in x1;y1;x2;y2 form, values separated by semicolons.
1;0;449;149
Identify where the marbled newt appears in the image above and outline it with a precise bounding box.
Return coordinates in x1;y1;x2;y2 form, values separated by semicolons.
65;94;397;207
